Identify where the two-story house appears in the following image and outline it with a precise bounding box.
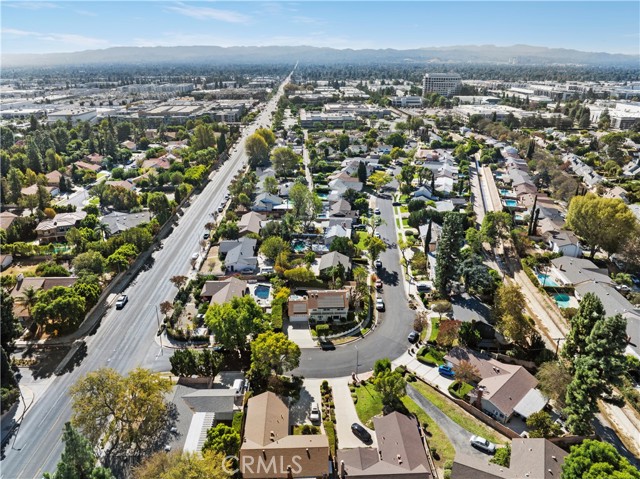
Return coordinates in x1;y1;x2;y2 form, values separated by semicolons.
287;290;350;323
35;211;87;244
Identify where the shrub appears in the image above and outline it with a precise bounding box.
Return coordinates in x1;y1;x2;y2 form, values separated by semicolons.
316;324;330;335
324;420;337;455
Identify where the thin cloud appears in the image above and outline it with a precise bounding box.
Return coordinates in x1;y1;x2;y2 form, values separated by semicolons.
2;28;109;47
4;1;59;10
165;3;251;24
292;15;325;25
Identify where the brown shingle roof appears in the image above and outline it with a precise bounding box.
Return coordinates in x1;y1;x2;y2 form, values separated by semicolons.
200;277;248;305
306;290;348;310
74;160;101;172
0;211;17;230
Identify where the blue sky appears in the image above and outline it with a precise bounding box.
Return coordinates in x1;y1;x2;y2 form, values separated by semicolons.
2;1;639;55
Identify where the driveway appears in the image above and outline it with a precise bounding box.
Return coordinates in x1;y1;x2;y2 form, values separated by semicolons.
329;377;377;449
289;379;323;427
287;321;317;349
451;294;492;325
406;384;486;458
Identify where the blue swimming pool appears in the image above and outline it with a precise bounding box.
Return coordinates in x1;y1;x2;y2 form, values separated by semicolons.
317;193;328;199
499;189;514;197
504;199;518;207
255;284;271;300
292;240;306;252
554;293;571;308
536;272;559;288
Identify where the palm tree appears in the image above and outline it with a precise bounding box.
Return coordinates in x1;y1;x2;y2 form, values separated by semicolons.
94;222;111;240
18;286;39;318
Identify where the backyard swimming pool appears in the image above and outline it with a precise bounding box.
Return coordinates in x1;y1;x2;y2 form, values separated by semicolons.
504;199;518;207
536;272;560;287
499;189;515;197
554;293;571;308
292;240;306;252
254;284;271;300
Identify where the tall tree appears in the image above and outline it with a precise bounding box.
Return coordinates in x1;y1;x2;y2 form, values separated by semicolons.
254;128;276;147
561;439;640;479
271;147;301;177
373;370;406;406
202;424;240;456
147;192;172;225
357;161;367;183
564;357;600;435
245;133;269;166
365;236;387;262
562;293;605;362
535;360;571;409
480;211;512;246
249;331;300;377
493;283;534;349
434;212;465;296
191;123;216;152
26;137;43;173
216;132;227;153
205;296;265;351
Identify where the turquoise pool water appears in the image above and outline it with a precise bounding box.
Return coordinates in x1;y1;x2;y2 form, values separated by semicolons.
292;240;306;252
554;293;571;308
504;199;518;207
536;272;559;287
255;285;271;300
499;189;514;197
317;193;328;199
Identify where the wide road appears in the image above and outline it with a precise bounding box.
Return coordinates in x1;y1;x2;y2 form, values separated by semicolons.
293;186;416;378
1;72;294;479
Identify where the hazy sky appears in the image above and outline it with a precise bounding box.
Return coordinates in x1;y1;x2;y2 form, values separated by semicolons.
2;1;639;55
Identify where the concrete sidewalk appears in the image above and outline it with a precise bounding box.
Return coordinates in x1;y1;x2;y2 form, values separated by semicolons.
328;377;377;449
1;384;35;445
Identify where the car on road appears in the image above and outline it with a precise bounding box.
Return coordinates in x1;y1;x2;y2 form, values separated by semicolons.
191;252;200;261
217;205;224;213
375;280;383;290
351;423;372;444
376;297;385;311
374;259;382;268
203;232;210;240
374;231;381;238
319;341;336;351
310;402;321;423
374;208;381;215
392;201;401;206
408;331;419;343
470;435;496;454
438;365;455;378
115;295;128;310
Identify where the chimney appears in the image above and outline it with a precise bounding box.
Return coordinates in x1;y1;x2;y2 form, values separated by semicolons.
270;431;275;441
552;455;557;461
397;454;402;464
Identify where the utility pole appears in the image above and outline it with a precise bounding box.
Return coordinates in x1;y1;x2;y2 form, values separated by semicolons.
155;304;163;353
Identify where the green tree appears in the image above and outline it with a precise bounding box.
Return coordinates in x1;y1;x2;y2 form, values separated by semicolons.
373;358;392;377
536;360;572;409
480;211;512;246
458;321;481;348
337;133;350;152
7;168;24;204
526;411;562;438
17;286;39;319
205;296;265;351
289;181;321;229
26;137;43;173
271;147;301;177
169;349;221;379
490;444;511;467
566;194;636;258
373;370;406;406
330;236;356;257
564;356;600;435
434;212;465;296
32;286;86;334
217;132;227;153
245;133;270;166
249;331;301;377
561;439;640;479
493;283;534;349
147;192;171;224
202;424;240;456
368;171;392;191
45;422;114;479
255;127;276;147
283;266;316;283
70;368;172;461
1;291;21;352
365;236;387;261
259;236;290;261
132;450;228;479
562;293;605;362
263;175;279;195
72;251;106;275
191;123;216;152
357;161;367;183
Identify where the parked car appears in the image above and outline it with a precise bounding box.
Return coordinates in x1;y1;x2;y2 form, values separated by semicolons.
217;205;224;213
470;435;496;454
310;403;321;423
374;259;382;268
416;282;432;293
374;232;381;239
374;208;381;215
319;341;336;351
203;232;210;240
351;423;372;443
392;201;401;206
375;280;383;290
376;298;385;311
191;252;199;261
438;365;455;378
408;331;419;343
115;295;128;310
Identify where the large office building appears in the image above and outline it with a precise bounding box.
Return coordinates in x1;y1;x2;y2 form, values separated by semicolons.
423;73;462;97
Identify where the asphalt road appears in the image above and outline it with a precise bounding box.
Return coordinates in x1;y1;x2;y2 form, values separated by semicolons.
293;189;416;378
0;72;293;479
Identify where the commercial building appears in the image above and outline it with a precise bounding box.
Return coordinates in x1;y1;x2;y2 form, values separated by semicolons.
390;96;424;108
422;73;461;97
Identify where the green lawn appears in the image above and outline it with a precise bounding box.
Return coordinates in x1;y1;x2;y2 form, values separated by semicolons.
401;396;455;469
429;317;440;342
417;346;446;366
400;205;409;213
355;231;373;251
448;380;474;400
410;381;505;444
353;383;384;429
87;196;100;205
395;217;402;229
402;218;410;228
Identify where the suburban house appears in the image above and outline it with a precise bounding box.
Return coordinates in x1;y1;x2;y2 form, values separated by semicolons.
445;347;547;423
35;211;87;244
413;186;434;201
324;223;351;247
337;412;432;478
0;211;17;230
252;192;284;212
200;277;249;306
73;160;101;172
45;170;64;188
239;392;330;479
419;222;442;253
21;184;59;197
11;276;78;319
287;290;350;322
238;211;265;236
219;237;258;273
317;251;352;276
100;211;151;236
142;156;172;170
105;179;135;192
329;199;357;218
1;254;13;270
328;172;363;193
84;153;104;165
538;220;582;258
452;438;567;479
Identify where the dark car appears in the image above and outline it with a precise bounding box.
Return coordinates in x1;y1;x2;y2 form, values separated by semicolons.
351;423;372;443
438;365;455;378
115;294;128;310
203;232;210;240
408;331;419;343
320;341;336;351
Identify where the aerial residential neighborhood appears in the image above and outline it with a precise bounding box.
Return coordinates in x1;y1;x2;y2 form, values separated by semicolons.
1;2;640;479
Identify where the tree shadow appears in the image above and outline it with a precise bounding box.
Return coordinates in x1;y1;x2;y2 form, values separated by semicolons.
22;345;71;380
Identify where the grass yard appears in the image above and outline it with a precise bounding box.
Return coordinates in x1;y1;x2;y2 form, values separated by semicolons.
401;396;455;469
402;218;410;228
448;380;474;400
410;381;505;444
395;217;402;229
429;317;440;342
355;231;373;251
400;205;409;213
87;196;100;205
353;382;384;429
417;346;446;366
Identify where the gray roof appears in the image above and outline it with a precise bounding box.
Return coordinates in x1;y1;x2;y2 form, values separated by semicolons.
182;389;237;414
238;211;264;235
551;256;612;285
513;388;548;418
225;237;257;265
100;210;152;235
318;251;351;272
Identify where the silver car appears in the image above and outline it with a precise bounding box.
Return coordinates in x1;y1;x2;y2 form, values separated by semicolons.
470;435;496;454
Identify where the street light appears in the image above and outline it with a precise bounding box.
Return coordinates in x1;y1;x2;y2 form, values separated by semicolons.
354;345;359;377
554;337;565;359
155;304;164;353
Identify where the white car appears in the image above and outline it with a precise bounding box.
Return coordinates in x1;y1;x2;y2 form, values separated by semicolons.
374;259;382;268
470;435;496;454
310;402;321;423
375;298;385;311
374;208;381;215
191;252;199;261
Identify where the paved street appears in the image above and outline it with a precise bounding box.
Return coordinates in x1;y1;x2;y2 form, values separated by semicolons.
0;73;294;479
293;192;415;378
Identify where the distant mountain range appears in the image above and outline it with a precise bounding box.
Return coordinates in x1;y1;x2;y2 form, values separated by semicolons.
2;44;638;67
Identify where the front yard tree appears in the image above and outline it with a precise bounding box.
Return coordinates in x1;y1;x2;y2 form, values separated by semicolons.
169;275;188;289
250;331;301;377
535;360;571;409
245;133;270;167
271;147;301;178
259;236;290;261
526;411;562;438
203;424;241;456
434;212;466;296
365;236;387;261
373;370;406;406
70;368;172;463
330;237;356;257
205;296;265;351
263;175;279;195
147;192;172;225
45;422;114;479
368;171;392;191
289;180;322;228
561;439;640;479
452;360;480;384
566;193;636;258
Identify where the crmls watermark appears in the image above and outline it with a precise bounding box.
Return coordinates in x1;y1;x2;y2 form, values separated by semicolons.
222;455;304;476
